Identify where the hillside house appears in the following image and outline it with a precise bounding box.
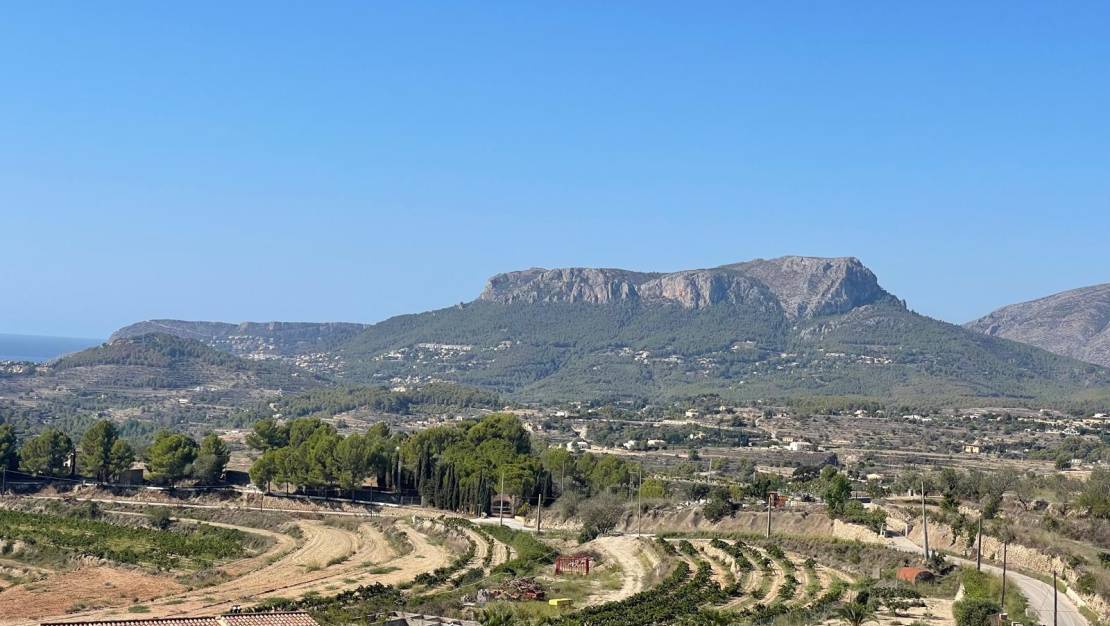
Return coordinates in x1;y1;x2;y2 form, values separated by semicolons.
490;494;516;517
565;440;590;453
117;464;145;485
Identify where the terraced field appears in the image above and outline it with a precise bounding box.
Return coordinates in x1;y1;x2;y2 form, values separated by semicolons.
4;511;516;626
1;499;948;626
537;536;861;626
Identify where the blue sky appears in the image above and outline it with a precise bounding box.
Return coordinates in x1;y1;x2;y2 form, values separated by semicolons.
3;2;1108;338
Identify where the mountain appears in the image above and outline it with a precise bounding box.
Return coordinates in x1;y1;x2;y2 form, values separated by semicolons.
53;333;322;390
966;283;1110;368
108;257;1110;408
109;320;367;375
336;257;1110;406
0;334;325;435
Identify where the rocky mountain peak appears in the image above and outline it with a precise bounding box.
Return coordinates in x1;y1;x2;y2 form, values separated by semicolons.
479;255;893;318
724;256;891;318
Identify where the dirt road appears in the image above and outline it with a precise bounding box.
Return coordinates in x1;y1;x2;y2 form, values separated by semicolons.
584;536;659;606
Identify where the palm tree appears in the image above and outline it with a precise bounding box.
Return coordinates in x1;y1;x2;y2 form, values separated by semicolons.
836;601;876;626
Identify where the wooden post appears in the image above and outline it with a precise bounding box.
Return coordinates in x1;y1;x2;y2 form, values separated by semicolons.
1001;542;1008;609
1053;570;1058;626
976;516;982;571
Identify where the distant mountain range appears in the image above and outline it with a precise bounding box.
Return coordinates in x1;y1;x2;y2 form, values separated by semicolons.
966;283;1110;369
103;256;1110;408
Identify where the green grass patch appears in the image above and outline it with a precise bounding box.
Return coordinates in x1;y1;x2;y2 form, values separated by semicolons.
484;524;557;576
0;509;247;570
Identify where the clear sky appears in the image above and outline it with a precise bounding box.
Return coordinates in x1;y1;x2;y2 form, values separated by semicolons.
3;2;1108;338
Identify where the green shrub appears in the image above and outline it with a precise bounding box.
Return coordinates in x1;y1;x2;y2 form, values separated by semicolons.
703;496;732;522
953;598;1000;626
1074;572;1096;595
148;508;172;530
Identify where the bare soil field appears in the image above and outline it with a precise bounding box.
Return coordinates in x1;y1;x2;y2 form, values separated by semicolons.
580;536;661;606
0;565;183;623
3;512;459;626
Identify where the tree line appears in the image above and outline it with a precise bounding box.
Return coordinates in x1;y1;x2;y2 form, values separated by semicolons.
0;420;229;486
244;412;646;517
247;417;399;497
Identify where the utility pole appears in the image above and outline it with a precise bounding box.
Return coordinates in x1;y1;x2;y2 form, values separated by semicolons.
1001;542;1008;609
1;467;6;495
636;463;643;537
560;457;566;495
535;486;544;535
1053;570;1058;626
707;457;713;487
920;480;930;562
395;450;401;493
766;493;773;538
499;471;505;527
976;516;982;572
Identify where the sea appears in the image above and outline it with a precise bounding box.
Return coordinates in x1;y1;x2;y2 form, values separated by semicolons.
0;333;102;362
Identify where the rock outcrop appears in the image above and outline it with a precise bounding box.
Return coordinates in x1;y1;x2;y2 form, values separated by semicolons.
479;255;893;318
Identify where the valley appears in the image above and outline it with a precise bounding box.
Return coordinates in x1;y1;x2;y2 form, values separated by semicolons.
1;256;1107;626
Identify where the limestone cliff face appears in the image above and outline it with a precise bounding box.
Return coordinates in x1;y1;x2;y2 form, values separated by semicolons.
636;270;779;310
966;283;1110;368
725;256;891;318
478;267;653;305
479;256;893;318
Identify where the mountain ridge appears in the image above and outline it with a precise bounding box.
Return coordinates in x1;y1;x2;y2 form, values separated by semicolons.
966;283;1110;368
478;256;896;318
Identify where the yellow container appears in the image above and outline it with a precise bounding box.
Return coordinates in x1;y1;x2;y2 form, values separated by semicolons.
548;598;573;607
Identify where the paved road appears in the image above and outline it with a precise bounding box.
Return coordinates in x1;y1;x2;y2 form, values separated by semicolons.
887;536;1087;626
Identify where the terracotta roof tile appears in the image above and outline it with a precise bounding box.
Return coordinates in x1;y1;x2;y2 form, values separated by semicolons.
223;613;321;626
